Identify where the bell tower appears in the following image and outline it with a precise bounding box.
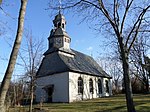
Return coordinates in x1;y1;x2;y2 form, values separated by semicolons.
44;12;73;55
53;12;66;30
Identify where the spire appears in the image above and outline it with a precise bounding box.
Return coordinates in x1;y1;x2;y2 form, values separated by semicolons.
52;0;66;30
58;0;62;14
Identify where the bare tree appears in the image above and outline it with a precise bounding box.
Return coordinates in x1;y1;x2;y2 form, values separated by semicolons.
144;56;150;74
7;79;25;107
0;1;5;36
0;0;28;112
143;55;150;90
49;0;150;111
0;21;5;36
19;30;45;112
130;35;150;93
97;55;123;94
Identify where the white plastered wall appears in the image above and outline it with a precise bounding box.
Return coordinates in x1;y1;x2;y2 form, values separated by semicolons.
35;72;69;103
68;72;112;102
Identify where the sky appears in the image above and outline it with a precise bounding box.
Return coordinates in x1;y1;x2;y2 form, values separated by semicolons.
0;0;106;82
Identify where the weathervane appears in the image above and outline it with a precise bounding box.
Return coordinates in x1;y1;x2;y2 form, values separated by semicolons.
58;0;62;13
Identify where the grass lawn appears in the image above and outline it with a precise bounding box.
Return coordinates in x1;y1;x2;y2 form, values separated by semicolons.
8;94;150;112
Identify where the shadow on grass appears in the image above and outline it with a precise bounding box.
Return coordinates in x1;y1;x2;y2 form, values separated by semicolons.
94;99;150;112
8;94;150;112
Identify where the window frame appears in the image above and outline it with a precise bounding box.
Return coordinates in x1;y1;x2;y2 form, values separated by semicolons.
89;78;94;94
105;80;109;93
78;77;84;94
98;79;102;94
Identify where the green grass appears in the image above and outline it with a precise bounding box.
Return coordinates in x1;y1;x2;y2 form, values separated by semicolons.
8;94;150;112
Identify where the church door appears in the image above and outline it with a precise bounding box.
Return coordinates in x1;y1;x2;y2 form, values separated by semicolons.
47;86;54;103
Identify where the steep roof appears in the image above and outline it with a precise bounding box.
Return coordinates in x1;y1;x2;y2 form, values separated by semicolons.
36;49;111;78
49;28;70;38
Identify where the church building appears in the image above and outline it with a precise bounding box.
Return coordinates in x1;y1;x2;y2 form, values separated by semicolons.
35;12;112;103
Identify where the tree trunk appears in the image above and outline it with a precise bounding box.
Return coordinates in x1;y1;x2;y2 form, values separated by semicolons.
0;0;2;5
118;37;136;112
145;75;149;93
29;77;34;112
0;0;27;112
122;55;135;112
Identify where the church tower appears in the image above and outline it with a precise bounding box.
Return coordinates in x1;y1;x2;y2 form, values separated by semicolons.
44;12;73;55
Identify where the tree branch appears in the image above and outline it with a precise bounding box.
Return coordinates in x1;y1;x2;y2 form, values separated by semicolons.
128;5;150;51
120;0;134;35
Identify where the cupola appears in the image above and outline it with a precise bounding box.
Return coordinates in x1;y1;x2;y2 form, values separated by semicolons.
44;12;73;56
53;12;66;30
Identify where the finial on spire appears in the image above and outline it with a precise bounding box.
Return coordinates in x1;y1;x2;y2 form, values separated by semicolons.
58;0;62;13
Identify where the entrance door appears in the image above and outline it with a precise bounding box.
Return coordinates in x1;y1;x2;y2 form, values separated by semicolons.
47;85;54;103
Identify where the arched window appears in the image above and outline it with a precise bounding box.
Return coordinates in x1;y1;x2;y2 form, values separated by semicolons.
89;78;94;94
58;22;61;28
68;39;70;43
65;38;67;42
105;80;109;93
62;23;65;29
78;77;83;94
98;79;102;94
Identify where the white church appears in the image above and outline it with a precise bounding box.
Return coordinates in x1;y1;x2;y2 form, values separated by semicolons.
35;12;112;103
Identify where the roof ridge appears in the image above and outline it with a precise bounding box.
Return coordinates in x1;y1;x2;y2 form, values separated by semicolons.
71;49;92;58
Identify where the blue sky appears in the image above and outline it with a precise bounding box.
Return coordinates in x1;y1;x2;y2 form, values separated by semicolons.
0;0;106;82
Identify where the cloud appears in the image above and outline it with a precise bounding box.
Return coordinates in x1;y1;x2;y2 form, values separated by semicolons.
87;46;93;51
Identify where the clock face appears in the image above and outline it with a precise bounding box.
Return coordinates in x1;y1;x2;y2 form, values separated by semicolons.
55;38;62;47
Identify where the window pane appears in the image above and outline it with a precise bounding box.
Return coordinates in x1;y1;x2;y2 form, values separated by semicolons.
78;77;83;94
89;79;93;94
105;80;109;93
98;79;102;94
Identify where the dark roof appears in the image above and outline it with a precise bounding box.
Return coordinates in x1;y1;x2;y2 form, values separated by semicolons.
36;49;111;78
51;28;70;38
53;13;65;23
